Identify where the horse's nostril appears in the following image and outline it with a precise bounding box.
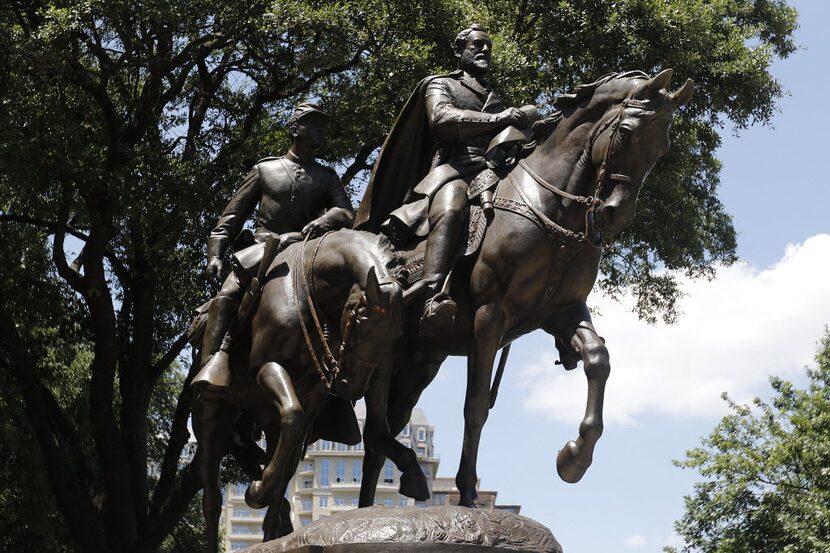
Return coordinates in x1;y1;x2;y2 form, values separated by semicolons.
601;205;616;226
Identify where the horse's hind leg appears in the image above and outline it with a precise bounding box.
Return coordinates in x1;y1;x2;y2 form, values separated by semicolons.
193;395;236;553
457;303;506;507
546;304;609;483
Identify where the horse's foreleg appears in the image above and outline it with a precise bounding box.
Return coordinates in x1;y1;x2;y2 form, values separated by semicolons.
548;306;609;483
193;397;236;553
362;358;429;504
456;303;506;507
245;362;308;510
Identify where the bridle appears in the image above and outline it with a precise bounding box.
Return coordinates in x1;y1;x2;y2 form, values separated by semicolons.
292;233;387;388
515;97;645;249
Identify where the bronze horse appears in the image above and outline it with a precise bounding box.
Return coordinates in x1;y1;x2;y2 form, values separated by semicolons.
356;69;694;507
191;229;410;550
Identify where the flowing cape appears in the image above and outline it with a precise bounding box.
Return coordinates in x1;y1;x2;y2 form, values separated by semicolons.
354;72;460;232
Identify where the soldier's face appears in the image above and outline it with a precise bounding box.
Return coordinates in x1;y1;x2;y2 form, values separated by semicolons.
293;117;327;150
458;30;492;76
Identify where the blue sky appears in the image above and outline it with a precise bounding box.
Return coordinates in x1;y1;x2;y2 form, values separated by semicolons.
412;2;830;551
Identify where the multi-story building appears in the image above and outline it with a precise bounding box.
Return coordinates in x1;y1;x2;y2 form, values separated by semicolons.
221;404;440;551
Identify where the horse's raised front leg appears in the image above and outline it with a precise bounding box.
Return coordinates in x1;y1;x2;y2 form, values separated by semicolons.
457;303;506;507
245;362;311;511
546;304;609;483
192;395;236;553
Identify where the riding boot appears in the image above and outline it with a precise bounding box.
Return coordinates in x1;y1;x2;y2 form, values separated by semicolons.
419;222;463;333
200;295;239;367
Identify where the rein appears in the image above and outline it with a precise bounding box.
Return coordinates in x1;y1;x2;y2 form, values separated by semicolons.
514;98;638;249
292;232;382;387
293;232;341;386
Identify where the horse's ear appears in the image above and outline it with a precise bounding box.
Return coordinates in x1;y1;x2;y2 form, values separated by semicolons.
364;267;383;306
670;78;695;107
633;68;673;99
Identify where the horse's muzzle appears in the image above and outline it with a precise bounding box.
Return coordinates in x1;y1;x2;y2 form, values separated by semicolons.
333;356;378;401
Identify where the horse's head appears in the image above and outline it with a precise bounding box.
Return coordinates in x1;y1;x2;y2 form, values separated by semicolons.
587;69;694;236
331;266;404;401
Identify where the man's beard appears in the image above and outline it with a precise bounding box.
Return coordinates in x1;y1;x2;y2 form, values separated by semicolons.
460;49;489;76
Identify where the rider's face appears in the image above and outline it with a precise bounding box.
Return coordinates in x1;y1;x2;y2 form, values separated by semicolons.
292;116;327;151
458;30;492;76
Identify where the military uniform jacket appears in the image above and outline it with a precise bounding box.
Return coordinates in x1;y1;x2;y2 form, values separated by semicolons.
383;71;506;240
207;151;353;260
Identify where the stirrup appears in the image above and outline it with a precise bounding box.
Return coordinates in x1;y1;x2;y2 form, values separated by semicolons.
420;293;457;336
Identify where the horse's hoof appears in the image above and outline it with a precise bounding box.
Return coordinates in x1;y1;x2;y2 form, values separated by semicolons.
399;474;430;501
245;481;269;509
556;440;591;483
458;496;488;509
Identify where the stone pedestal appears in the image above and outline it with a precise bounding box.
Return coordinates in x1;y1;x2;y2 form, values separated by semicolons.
241;506;562;553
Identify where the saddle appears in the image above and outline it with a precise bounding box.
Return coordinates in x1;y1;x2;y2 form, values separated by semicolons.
391;128;529;288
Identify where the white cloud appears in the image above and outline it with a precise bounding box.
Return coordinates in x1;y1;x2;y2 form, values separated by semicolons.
624;534;648;548
518;234;830;425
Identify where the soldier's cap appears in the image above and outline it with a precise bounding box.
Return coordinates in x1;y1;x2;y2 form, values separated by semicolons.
287;102;331;126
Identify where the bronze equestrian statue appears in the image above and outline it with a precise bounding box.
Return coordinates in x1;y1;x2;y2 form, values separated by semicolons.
190;102;355;550
355;51;694;507
191;230;410;551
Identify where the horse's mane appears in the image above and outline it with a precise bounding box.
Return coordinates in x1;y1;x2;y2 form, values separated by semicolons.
553;70;649;109
529;71;650;143
364;231;405;275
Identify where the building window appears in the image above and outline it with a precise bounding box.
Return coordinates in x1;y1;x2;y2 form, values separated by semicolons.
232;508;251;517
401;425;410;437
233;483;247;496
321;440;331;451
319;496;328;508
352;460;362;483
336;442;347;451
231;542;248;551
401;439;410;448
335;459;346;482
303;480;312;489
320;460;330;487
384;499;394;507
383;460;394;483
334;497;345;506
351;498;359;506
434;493;447;506
417;446;426;456
302;499;312;511
399;499;408;507
231;524;251;535
302;462;313;472
301;518;310;527
417;427;426;442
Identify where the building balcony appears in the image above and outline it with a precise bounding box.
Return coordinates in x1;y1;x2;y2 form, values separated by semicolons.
228;532;263;540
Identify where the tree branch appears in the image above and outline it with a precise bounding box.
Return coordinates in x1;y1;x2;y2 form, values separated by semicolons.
150;332;189;383
1;212;132;289
149;352;199;513
51;191;86;294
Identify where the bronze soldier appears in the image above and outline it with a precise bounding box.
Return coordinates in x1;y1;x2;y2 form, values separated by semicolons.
201;102;354;368
355;24;536;327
